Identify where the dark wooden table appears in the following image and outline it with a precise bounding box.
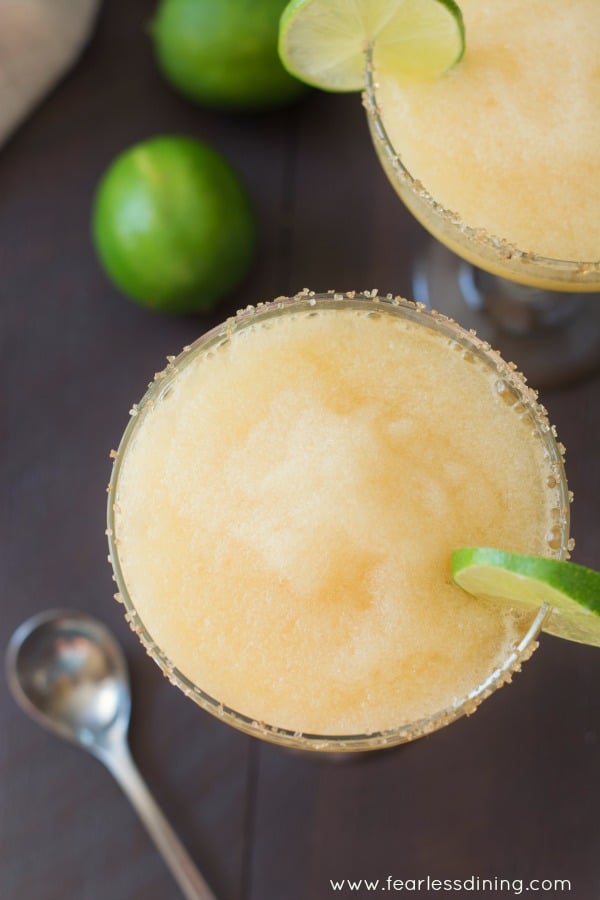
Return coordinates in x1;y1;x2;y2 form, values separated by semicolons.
2;3;600;899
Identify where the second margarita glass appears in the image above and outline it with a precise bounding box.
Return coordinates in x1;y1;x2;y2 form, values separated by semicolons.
362;0;600;387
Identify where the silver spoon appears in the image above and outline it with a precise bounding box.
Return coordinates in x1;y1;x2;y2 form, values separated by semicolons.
6;608;217;900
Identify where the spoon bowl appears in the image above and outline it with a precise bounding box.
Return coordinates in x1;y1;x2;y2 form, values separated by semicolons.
6;609;130;749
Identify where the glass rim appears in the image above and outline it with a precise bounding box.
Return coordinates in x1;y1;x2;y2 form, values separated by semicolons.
362;46;600;288
107;289;571;752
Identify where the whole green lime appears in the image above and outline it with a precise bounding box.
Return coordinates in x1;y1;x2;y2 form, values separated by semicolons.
151;0;307;110
92;136;256;313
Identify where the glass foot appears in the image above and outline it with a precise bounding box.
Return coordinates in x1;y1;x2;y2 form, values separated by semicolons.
412;241;600;389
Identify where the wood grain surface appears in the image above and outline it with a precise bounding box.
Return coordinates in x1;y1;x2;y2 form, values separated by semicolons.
2;3;600;899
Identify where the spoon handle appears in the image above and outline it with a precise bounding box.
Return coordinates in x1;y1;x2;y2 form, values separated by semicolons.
98;740;218;900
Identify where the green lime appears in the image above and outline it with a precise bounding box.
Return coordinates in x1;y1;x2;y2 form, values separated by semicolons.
92;136;256;314
151;0;307;111
279;0;465;92
452;548;600;648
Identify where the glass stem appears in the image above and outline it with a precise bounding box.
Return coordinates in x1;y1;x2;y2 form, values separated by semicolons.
459;263;585;336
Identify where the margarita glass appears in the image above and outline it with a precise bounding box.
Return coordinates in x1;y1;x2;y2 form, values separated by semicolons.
107;291;570;753
363;0;600;387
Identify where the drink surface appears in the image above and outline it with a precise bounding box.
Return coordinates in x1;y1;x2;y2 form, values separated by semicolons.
114;302;561;736
375;0;599;263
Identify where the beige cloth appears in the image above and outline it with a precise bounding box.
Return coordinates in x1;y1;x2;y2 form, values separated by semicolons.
0;0;100;146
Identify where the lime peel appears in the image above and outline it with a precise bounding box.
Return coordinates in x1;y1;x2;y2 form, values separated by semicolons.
452;548;600;648
152;0;307;111
278;0;465;92
92;136;256;314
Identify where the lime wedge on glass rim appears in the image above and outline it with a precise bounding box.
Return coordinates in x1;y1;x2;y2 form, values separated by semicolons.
452;548;600;648
278;0;465;91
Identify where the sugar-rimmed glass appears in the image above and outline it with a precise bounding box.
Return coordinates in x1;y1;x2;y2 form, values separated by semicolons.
107;290;570;753
363;48;600;388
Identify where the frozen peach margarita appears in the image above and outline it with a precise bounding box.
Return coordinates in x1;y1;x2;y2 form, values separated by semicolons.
374;0;600;265
108;293;569;746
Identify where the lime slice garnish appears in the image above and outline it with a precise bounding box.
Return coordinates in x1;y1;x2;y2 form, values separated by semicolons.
452;548;600;648
278;0;465;92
